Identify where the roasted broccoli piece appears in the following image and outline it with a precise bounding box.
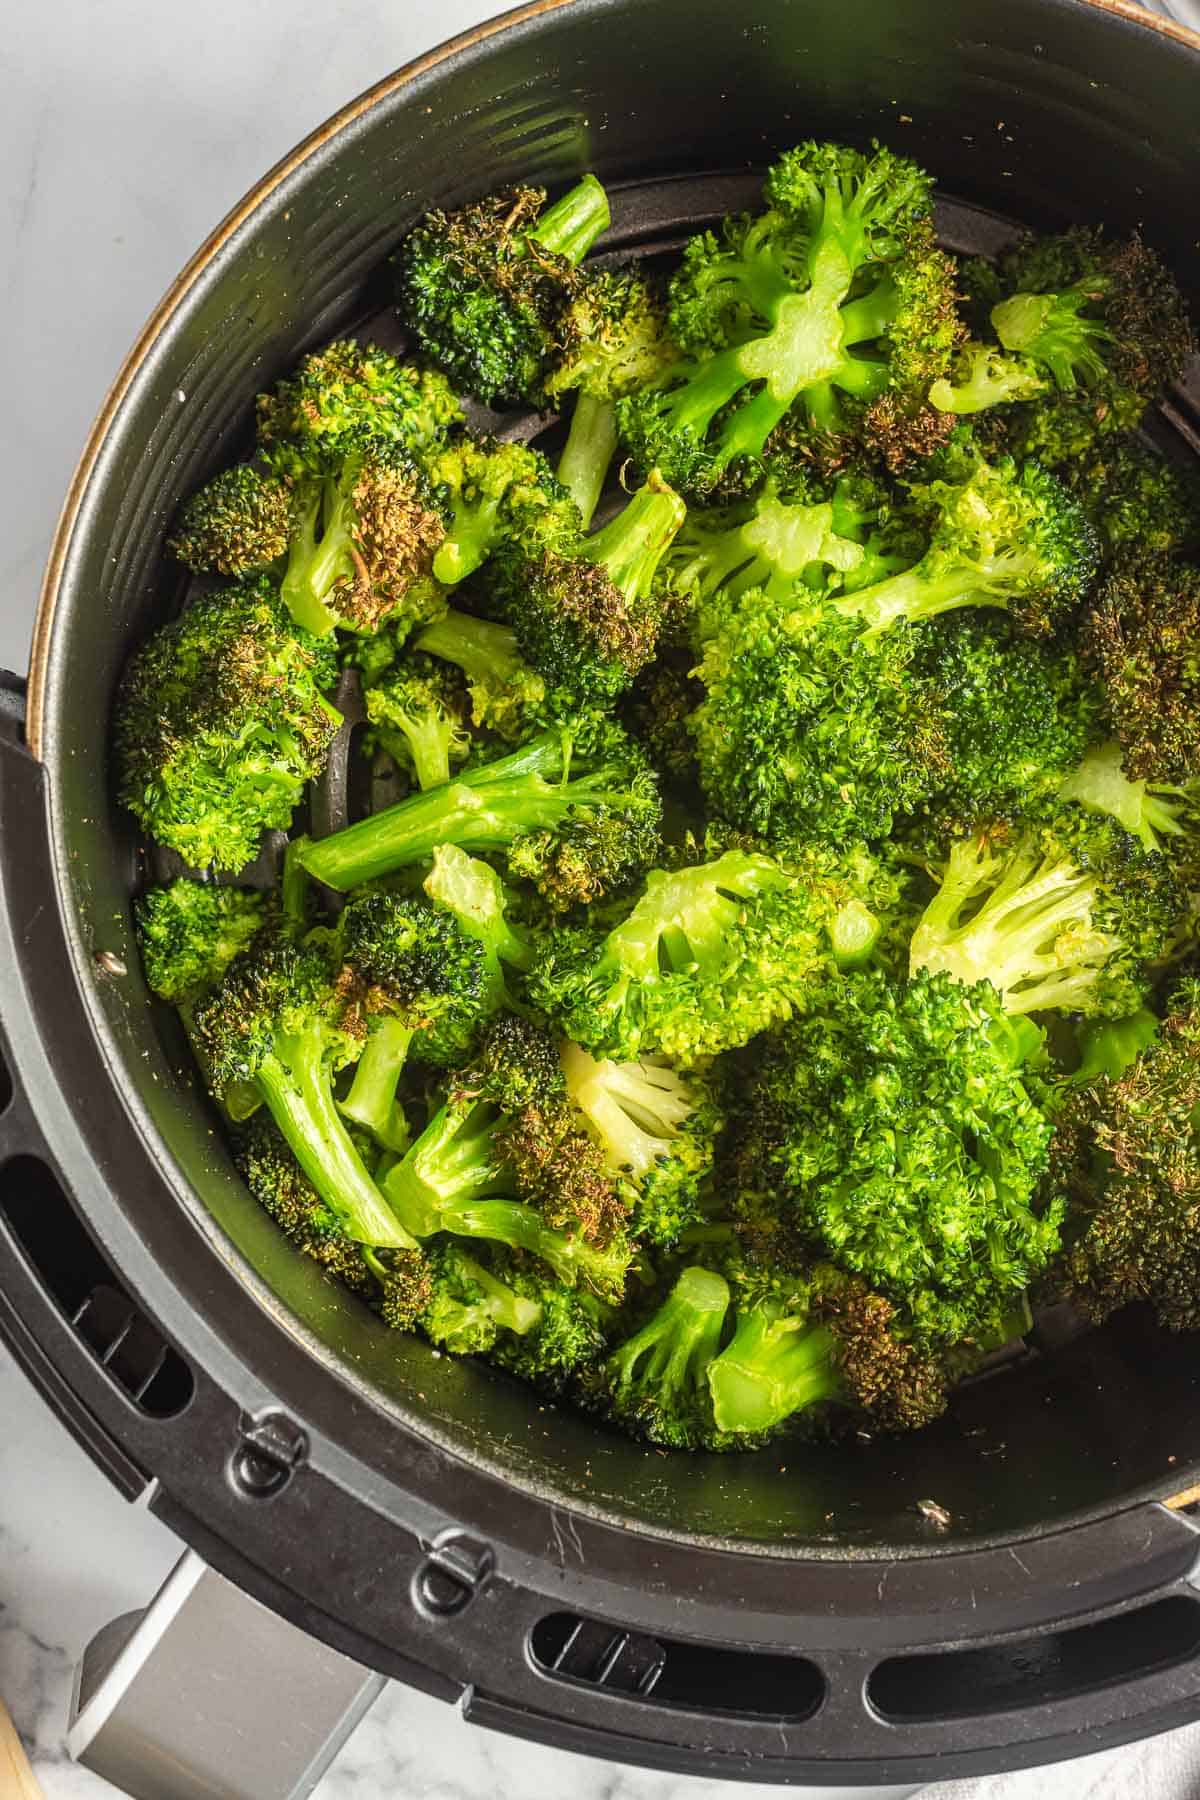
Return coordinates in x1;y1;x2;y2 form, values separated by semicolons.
135;881;268;1007
1063;437;1200;558
115;580;341;871
256;339;462;469
1057;739;1200;861
590;1265;732;1448
296;728;661;908
530;845;891;1064
422;436;580;587
191;926;415;1247
618;142;959;495
666;474;867;613
1051;978;1200;1332
235;1113;378;1292
362;653;471;792
491;471;686;715
168;463;296;577
423;845;533;1010
909;807;1181;1017
413;607;547;740
561;1041;725;1247
1083;551;1200;784
736;969;1057;1347
394;175;612;407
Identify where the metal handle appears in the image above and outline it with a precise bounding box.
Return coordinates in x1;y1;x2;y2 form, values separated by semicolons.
67;1552;385;1800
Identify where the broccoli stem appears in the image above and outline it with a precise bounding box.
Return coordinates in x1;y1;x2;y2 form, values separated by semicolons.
708;1312;840;1435
837;549;1040;638
609;1265;730;1400
384;1101;512;1234
557;392;618;527
450;1252;543;1335
586;472;687;603
929;344;1045;416
837;276;898;347
528;173;611;266
828;898;882;968
254;1023;417;1248
1058;740;1189;854
339;1017;414;1152
432;495;505;586
281;488;340;635
417;608;526;690
296;733;625;890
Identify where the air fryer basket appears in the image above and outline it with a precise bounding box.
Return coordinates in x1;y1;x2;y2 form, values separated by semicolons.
4;0;1200;1785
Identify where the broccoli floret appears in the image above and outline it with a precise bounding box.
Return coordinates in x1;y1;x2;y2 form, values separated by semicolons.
617;143;958;495
256;339;462;470
915;612;1104;831
235;1114;377;1293
1051;978;1200;1332
169;463;296;576
406;1238;544;1353
394;176;612;407
591;1265;732;1448
135;881;268;1007
488;1260;614;1393
529;845;887;1064
382;1090;632;1298
1057;739;1200;861
414;607;547;740
957;231;1195;465
363;653;471;792
1063;437;1200;558
423;845;533;1008
114;580;342;871
1083;552;1200;784
492;471;686;716
561;1041;724;1247
545;268;679;524
667;475;866;613
929;340;1049;417
909;809;1180;1017
621;652;702;788
737;970;1057;1347
296;728;661;906
423;436;580;587
333;888;489;1151
191;926;415;1247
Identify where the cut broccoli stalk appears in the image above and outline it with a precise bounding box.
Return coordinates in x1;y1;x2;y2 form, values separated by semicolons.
929;342;1048;415
528;173;612;267
557;392;618;528
827;897;883;969
296;733;632;890
560;1041;694;1179
251;1020;417;1249
607;1265;730;1411
415;609;542;720
583;473;687;605
991;285;1112;391
707;1309;840;1436
339;1019;414;1153
1058;740;1192;855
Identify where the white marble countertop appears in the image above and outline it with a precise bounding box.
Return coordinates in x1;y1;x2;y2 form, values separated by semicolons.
4;4;1200;1797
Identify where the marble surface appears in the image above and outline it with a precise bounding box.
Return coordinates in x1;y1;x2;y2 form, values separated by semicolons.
4;3;1200;1798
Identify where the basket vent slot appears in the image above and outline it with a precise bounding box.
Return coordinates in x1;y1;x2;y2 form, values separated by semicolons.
530;1612;823;1720
0;1154;194;1418
869;1595;1200;1722
0;1044;10;1117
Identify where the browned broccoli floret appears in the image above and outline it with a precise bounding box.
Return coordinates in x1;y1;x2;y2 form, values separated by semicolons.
1083;552;1200;784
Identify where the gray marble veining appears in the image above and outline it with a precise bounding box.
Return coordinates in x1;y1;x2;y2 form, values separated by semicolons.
4;4;1200;1797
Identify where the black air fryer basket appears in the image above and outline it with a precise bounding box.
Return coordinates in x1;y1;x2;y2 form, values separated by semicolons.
3;0;1200;1790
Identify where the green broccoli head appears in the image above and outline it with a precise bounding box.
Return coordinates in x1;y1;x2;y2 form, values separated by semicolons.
363;653;471;793
169;463;296;576
256;339;462;473
588;1264;732;1449
235;1114;376;1293
1052;977;1200;1333
115;579;342;872
544;265;679;405
423;435;581;587
394;176;612;407
1060;437;1200;559
1083;551;1200;784
737;969;1057;1347
136;881;269;1007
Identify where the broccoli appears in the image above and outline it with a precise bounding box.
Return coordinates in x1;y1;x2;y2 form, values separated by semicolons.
1083;552;1200;784
115;580;342;871
1062;437;1200;558
617;142;959;495
1057;739;1200;861
667;475;867;614
295;728;661;906
414;608;547;739
422;436;580;587
256;339;462;469
135;881;268;1007
333;888;489;1152
590;1265;732;1448
491;471;686;715
235;1114;378;1293
423;845;533;1007
190;925;416;1247
621;653;702;788
402;1238;544;1353
929;340;1049;417
950;231;1195;465
394;175;613;407
363;653;471;792
168;463;296;576
909;808;1180;1017
545;268;679;525
1051;978;1200;1332
736;969;1057;1347
529;845;890;1064
561;1041;724;1247
915;612;1104;833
